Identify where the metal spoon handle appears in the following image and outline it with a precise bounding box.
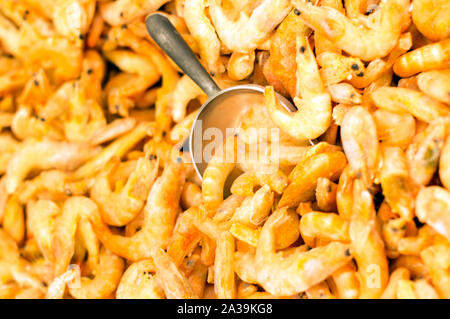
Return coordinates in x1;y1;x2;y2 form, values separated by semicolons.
146;13;220;97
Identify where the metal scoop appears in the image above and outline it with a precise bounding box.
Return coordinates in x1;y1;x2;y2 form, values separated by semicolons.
146;13;296;180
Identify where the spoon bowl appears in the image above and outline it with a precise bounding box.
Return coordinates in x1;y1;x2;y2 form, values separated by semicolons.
146;13;296;181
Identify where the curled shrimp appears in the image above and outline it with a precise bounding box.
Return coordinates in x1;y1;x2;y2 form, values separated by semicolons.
380;146;415;220
209;0;292;53
52;197;100;276
417;69;450;105
293;0;410;61
26;200;60;262
230;170;288;197
68;247;124;299
393;39;450;77
227;51;255;81
263;10;311;98
317;52;365;87
152;248;198;299
341;106;379;187
265;36;331;141
91;155;159;226
420;244;450;298
350;179;389;298
171;75;205;123
5;139;99;194
231;185;274;227
0;133;19;175
202;136;237;213
440;136;450;191
11;106;64;141
412;0;450;41
255;207;352;296
371;87;449;123
406;117;449;186
415;187;450;241
52;0;96;43
373;110;415;149
116;260;164;299
90;161;186;261
280;151;347;208
99;0;170;26
74;122;153;179
326;83;362;105
299;212;350;243
184;0;224;74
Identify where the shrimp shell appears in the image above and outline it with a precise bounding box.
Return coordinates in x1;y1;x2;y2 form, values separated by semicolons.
5;139;99;194
393;39;450;77
417;69;450;104
116;260;164;299
412;0;450;41
415;187;450;241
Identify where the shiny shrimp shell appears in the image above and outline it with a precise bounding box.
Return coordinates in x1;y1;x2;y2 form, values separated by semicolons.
293;0;410;61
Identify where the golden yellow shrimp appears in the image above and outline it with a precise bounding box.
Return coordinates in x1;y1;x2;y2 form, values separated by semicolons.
380;146;415;220
202;136;237;213
26;200;60;262
152;248;198;299
171;75;205;123
209;0;291;53
331;262;359;299
406;117;449;186
45;265;80;299
167;207;203;266
341;106;379;187
373;110;416;149
317;52;365;87
230;170;288;197
265;36;331;141
255;207;352;296
99;0;169;26
214;231;236;299
104;50;160;116
263;10;311;98
90;118;137;146
68;247;124;299
350;179;389;298
52;0;96;43
90;161;186;261
116;260;164;299
0;133;19;175
326;83;362;105
184;0;224;75
74;122;153;179
380;267;410;299
417;69;450;105
52;197;100;276
421;244;450;298
11;106;64;141
180;182;203;210
293;0;410;61
300;212;350;244
371;87;449;123
412;0;450;41
280;151;347;208
415;187;450;241
227;51;255;81
231;185;274;227
394;39;450;77
5;139;99;194
315;177;338;212
440;136;450;191
90;155;159;226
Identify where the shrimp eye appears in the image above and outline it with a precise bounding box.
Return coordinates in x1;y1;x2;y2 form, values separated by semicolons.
294;9;300;16
351;64;359;71
299;46;306;53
